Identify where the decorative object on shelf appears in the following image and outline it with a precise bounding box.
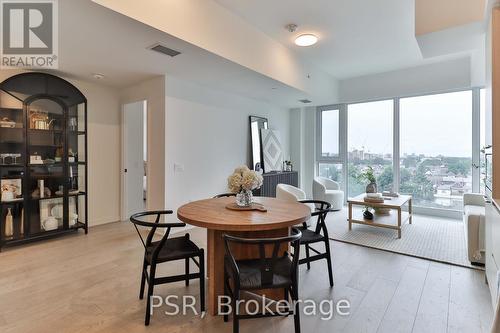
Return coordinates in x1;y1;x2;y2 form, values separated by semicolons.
41;216;58;231
69;197;77;220
359;166;377;193
1;178;22;202
69;117;77;131
382;191;399;198
227;165;263;207
51;204;63;219
282;160;293;172
363;208;374;220
29;109;55;130
30;154;43;165
68;148;76;163
42;159;55;165
261;128;284;172
69;213;78;227
0;117;16;128
364;192;384;203
4;208;13;237
249;116;268;171
0;153;21;165
31;179;51;199
364;193;391;215
55;147;63;162
38;179;45;199
39;198;63;229
254;162;263;174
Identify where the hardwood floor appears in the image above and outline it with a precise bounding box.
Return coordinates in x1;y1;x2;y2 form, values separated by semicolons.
0;221;493;333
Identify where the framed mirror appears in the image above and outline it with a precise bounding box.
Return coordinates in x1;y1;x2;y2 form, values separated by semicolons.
249;116;268;171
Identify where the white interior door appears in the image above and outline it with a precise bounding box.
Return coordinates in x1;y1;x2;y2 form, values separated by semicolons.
122;101;146;219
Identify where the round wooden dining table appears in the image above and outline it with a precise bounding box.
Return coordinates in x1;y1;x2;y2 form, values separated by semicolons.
177;196;311;315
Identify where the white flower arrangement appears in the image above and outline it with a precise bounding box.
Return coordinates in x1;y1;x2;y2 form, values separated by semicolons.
227;165;263;193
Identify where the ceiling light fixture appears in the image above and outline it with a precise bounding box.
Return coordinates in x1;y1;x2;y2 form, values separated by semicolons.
295;34;318;47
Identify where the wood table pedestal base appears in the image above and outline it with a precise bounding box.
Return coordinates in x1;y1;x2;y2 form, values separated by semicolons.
206;227;290;315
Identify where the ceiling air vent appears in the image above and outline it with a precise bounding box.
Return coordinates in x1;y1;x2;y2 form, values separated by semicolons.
299;99;312;104
148;43;181;57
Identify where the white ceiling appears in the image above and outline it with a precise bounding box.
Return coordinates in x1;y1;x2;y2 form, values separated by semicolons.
47;0;488;107
53;0;312;107
212;0;482;79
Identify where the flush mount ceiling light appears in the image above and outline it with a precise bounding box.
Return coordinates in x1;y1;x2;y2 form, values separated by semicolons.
295;34;318;47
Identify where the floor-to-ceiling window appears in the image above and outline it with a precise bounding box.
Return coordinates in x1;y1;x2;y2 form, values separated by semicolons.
347;100;393;197
399;91;473;210
317;106;344;187
317;88;481;216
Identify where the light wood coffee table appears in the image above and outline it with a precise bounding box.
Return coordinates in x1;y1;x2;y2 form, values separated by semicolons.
347;194;412;239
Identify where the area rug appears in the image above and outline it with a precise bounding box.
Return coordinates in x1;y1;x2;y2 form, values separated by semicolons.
326;209;482;270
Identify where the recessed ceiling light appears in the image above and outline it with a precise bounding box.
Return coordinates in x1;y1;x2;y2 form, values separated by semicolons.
92;73;105;80
295;34;318;47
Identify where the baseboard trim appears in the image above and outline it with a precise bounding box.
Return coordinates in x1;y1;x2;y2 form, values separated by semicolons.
90;216;121;226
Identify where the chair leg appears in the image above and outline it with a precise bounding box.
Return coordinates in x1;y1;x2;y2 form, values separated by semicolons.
185;258;190;286
291;285;301;333
224;272;229;323
324;240;334;287
233;290;240;333
305;244;311;270
199;251;205;314
145;263;157;326
139;258;147;300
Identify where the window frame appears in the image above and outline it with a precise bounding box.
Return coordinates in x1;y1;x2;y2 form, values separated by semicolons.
316;87;483;218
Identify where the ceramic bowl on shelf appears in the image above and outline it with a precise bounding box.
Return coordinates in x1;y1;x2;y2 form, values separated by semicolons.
42;216;58;231
51;204;63;219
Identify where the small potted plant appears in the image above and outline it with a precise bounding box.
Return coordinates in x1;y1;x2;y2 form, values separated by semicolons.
227;165;263;207
359;166;377;193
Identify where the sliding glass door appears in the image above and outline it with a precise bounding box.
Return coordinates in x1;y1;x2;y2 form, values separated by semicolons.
399;91;473;210
347;100;393;197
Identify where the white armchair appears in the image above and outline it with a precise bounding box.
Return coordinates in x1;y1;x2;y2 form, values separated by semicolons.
276;184;313;226
313;177;344;211
276;184;306;202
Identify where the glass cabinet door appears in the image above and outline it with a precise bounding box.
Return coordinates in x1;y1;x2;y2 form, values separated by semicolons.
67;102;86;228
27;98;66;235
0;90;25;242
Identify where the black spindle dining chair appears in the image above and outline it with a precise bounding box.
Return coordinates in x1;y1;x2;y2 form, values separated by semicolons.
223;229;302;333
130;210;205;326
296;200;334;287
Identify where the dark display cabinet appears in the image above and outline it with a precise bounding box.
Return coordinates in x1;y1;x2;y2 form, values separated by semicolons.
0;73;87;250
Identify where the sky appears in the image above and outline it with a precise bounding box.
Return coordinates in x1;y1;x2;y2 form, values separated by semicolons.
322;90;477;158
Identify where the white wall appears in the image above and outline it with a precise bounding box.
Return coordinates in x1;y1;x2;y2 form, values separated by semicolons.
0;69;122;226
165;76;291;221
338;57;473;103
290;107;316;198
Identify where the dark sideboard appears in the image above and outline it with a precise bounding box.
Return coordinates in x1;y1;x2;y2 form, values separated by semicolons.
254;171;298;197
